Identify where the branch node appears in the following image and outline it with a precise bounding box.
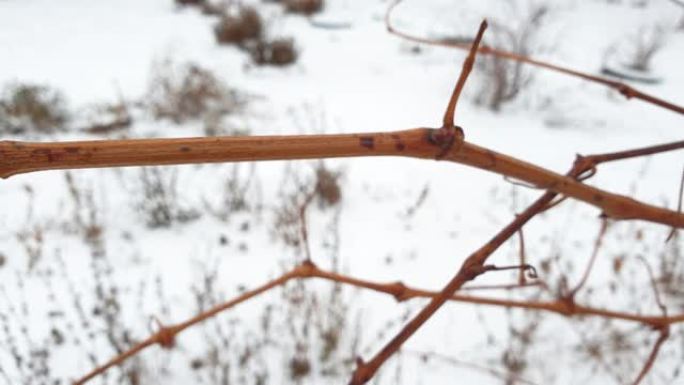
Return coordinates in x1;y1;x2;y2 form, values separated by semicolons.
558;294;577;316
295;259;318;277
389;281;410;302
618;84;636;99
463;262;489;282
155;325;178;349
428;126;464;159
349;357;371;385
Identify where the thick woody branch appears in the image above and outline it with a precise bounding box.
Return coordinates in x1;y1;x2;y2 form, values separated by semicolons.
2;134;684;228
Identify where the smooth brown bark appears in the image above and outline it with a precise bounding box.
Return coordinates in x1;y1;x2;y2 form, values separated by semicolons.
3;130;683;228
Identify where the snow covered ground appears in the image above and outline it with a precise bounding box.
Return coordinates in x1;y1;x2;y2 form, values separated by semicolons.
0;0;683;384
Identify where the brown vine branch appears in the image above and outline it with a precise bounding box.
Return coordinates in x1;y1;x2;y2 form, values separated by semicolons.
0;8;677;382
348;176;570;384
3;135;684;228
631;329;670;385
442;20;487;128
385;0;684;115
348;138;684;382
430;19;487;159
74;259;684;384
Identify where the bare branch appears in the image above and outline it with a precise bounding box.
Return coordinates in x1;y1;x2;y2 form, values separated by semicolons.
347;138;684;383
631;329;670;385
3;135;684;228
75;259;684;384
630;255;671;385
442;20;487;128
72;265;304;385
385;0;684;115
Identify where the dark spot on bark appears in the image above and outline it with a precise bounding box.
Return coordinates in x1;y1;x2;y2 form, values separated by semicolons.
485;150;497;169
179;146;191;152
11;142;25;149
593;194;604;202
359;136;374;150
389;134;405;151
64;147;79;154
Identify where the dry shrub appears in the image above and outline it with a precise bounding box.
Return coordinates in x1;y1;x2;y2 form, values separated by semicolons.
135;167;201;228
175;0;205;6
202;109;251;136
474;3;548;111
199;1;224;16
284;0;324;15
147;60;241;124
622;24;667;72
0;83;69;134
314;162;341;208
214;6;263;46
80;100;132;135
249;38;298;66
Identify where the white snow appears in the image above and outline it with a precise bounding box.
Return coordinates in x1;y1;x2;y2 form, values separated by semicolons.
0;0;683;384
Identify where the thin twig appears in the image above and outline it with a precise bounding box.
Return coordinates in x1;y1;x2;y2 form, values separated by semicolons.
517;228;527;285
638;256;668;316
407;350;540;385
567;217;610;297
4;137;684;228
72;266;304;385
666;166;684;242
631;330;669;385
459;281;546;292
298;189;317;262
631;256;670;385
442;20;487;128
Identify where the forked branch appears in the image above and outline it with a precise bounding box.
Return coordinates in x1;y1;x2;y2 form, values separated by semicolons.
74;260;684;384
348;137;684;383
3;135;684;227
